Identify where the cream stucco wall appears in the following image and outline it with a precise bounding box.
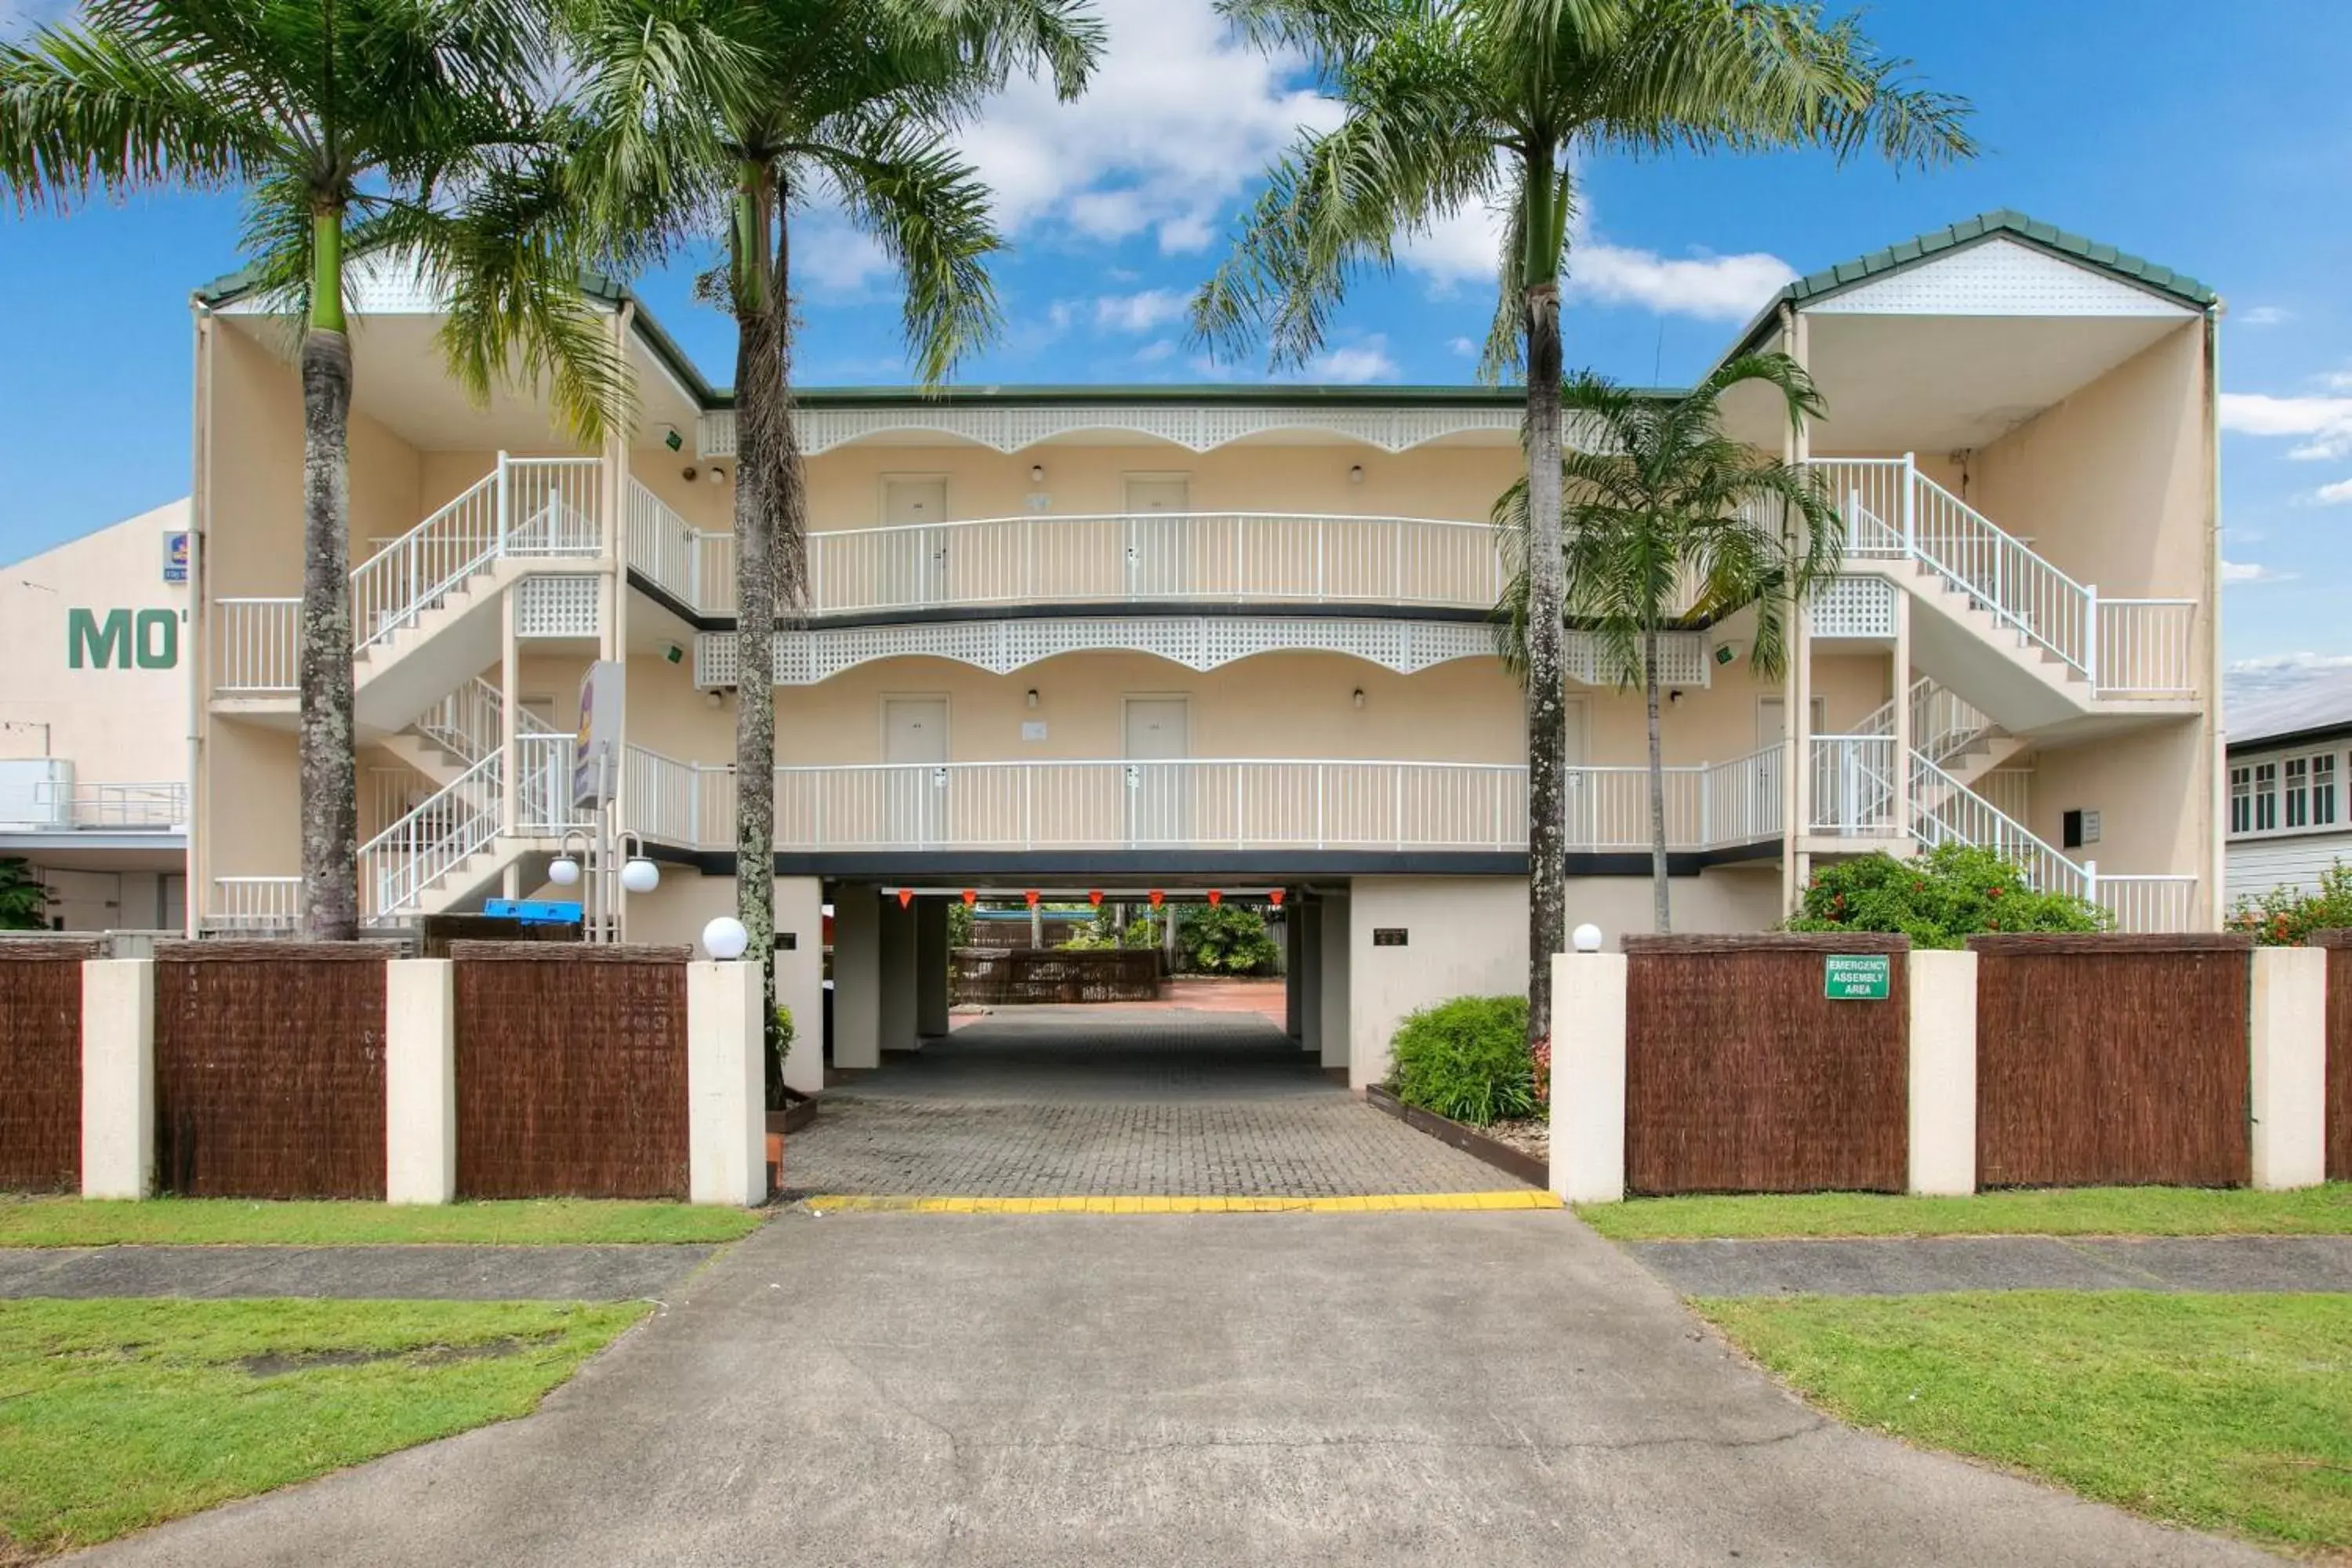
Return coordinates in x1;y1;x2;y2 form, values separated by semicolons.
620;641;1831;771
2027;720;2207;885
0;500;192;782
1968;322;2209;603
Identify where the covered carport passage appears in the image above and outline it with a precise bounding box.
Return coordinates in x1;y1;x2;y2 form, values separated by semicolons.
790;869;1536;1200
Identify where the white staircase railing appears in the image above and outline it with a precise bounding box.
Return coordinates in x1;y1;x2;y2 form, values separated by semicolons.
411;677;557;767
1809;735;1900;836
1807;456;2196;700
354;455;601;651
1853;677;2005;772
355;733;588;921
1909;750;2089;902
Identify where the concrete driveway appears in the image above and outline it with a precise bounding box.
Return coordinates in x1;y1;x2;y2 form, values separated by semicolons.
786;1005;1512;1198
79;1210;2267;1566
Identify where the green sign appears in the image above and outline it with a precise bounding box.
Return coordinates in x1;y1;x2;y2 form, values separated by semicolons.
1824;954;1890;1001
67;608;178;670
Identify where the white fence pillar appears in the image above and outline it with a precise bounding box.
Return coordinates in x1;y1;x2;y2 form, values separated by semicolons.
385;959;457;1204
1548;950;1627;1205
688;959;766;1206
80;958;154;1200
2249;946;2327;1191
1906;949;1977;1196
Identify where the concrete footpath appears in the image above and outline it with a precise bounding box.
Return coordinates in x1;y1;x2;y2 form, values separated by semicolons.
77;1210;2267;1567
1631;1234;2352;1297
0;1244;713;1301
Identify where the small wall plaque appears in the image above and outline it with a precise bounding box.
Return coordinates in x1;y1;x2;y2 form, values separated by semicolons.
1372;927;1409;947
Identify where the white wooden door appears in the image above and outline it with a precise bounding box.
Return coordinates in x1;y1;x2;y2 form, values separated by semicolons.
1123;696;1189;845
1124;477;1189;598
880;477;949;607
1557;697;1592;847
883;696;949;844
1755;695;1826;836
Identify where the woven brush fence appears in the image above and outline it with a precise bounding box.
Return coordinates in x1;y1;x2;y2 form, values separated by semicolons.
0;941;97;1192
451;942;691;1200
154;942;389;1200
2314;931;2352;1181
952;947;1161;1006
1971;933;2251;1188
1623;934;1909;1196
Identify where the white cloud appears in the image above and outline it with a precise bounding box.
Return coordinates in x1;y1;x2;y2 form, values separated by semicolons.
2238;306;2292;327
1133;339;1176;364
2222;559;2292;584
792;212;894;296
1305;336;1399;384
2220;391;2352;463
1396;191;1795;322
2230;652;2352;673
1446;336;1478;358
954;1;1340;255
2314;478;2352;506
1093;289;1189;333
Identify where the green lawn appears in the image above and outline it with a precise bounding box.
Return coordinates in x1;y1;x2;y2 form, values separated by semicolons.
1578;1183;2352;1241
1697;1293;2352;1554
0;1197;764;1248
0;1297;648;1559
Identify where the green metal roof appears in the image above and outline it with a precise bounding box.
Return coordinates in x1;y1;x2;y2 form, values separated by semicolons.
1720;208;2219;362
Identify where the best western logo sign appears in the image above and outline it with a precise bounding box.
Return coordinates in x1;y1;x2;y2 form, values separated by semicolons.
67;608;179;670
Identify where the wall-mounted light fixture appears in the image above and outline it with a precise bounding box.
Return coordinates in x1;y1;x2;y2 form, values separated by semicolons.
1347;463;1365;485
1025;688;1040;708
708;465;728;485
1667;688;1684;707
703;690;722;709
1029;464;1046;484
1351;688;1366;709
681;466;699;483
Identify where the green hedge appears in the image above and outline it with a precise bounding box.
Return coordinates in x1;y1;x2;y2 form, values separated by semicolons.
1388;995;1537;1127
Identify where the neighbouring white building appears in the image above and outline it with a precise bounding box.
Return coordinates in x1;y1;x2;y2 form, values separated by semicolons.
2223;677;2352;908
0;499;194;931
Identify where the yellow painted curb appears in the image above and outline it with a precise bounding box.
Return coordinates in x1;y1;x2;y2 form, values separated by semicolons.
800;1191;1563;1215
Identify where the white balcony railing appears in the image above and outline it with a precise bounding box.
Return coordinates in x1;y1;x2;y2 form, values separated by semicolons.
215;598;301;693
630;508;1512;619
207;875;303;932
0;778;187;831
1808;456;2198;701
2089;870;2199;934
621;744;1787;855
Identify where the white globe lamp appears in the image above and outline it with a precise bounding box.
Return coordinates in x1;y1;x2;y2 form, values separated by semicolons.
702;916;750;961
620;856;661;895
546;855;581;887
1571;923;1603;953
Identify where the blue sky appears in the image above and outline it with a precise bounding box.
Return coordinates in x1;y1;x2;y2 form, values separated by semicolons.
3;0;2349;686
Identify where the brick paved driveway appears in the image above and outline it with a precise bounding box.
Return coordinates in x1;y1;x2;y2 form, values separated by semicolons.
784;1006;1512;1198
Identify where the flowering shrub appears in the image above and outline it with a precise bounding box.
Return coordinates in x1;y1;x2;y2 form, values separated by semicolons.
2226;862;2352;946
1784;843;2108;948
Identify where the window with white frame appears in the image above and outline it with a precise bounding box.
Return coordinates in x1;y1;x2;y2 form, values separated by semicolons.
2230;765;2252;835
2254;761;2278;831
2314;753;2339;826
2234;752;2342;837
2286;757;2310;829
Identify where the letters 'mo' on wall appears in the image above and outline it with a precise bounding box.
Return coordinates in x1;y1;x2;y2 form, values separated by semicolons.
67;608;180;671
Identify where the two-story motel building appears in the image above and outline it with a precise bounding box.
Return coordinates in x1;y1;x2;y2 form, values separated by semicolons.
187;210;2223;1088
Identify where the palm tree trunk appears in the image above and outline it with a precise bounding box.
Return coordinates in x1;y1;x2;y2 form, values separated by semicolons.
731;162;783;1098
1521;217;1567;1046
1644;628;1670;934
298;207;358;941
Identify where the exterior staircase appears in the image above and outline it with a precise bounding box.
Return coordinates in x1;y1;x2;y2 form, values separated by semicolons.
1809;457;2198;735
214;455;604;732
357;674;577;924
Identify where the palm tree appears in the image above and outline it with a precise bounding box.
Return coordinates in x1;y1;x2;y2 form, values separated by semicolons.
566;0;1100;1097
1191;0;1972;1040
1497;356;1841;931
1;0;625;941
